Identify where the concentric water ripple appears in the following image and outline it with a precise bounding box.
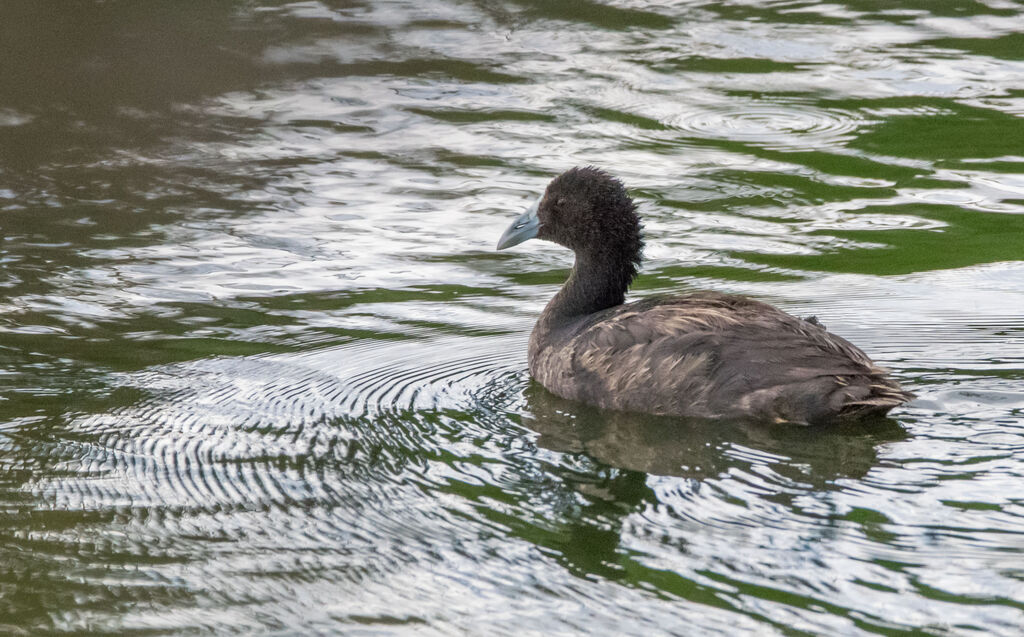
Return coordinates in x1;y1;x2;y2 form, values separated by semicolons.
666;103;867;151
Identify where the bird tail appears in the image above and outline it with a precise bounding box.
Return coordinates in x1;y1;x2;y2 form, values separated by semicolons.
840;379;915;419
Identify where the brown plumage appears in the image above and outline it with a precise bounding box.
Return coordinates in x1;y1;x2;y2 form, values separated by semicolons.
497;166;913;426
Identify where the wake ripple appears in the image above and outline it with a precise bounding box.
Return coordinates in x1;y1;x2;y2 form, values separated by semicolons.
26;335;527;514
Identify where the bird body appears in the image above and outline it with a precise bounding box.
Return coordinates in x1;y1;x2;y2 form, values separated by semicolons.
529;292;910;425
498;167;912;425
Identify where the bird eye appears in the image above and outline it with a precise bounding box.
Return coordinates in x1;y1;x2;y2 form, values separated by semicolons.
547;196;565;218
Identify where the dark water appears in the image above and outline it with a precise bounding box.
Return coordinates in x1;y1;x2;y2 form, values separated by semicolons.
2;1;1024;634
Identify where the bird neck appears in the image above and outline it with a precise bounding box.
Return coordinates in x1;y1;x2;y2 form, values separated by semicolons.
543;249;638;322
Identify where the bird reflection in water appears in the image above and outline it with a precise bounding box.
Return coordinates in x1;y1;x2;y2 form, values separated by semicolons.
507;383;907;581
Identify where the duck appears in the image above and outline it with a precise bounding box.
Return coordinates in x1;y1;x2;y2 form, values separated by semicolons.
496;166;913;425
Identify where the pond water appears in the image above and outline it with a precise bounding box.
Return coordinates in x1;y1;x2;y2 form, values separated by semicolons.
2;1;1024;634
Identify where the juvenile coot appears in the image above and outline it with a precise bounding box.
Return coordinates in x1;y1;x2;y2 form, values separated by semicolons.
497;166;913;425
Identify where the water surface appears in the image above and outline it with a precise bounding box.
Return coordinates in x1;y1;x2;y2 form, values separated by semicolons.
2;1;1024;634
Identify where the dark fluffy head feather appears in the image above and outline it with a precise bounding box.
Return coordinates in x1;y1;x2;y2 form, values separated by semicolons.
536;166;644;287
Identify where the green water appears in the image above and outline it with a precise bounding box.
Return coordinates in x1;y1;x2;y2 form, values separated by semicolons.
2;1;1023;634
